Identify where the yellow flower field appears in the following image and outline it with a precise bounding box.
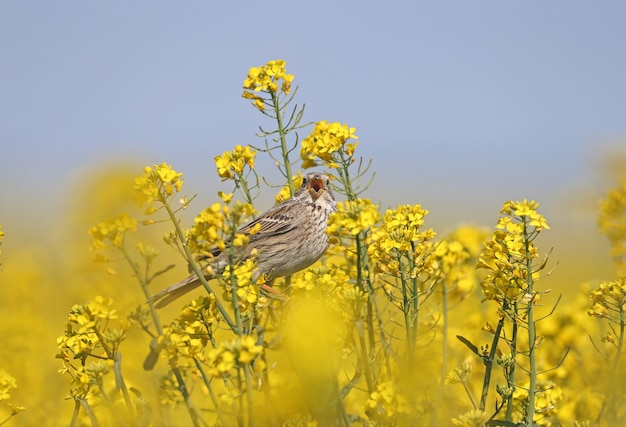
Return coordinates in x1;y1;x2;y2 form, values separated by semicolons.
0;60;624;427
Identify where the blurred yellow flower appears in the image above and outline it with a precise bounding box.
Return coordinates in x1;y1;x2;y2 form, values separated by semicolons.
0;225;4;261
598;173;626;273
451;409;489;427
365;380;411;419
205;336;264;377
445;363;472;385
0;370;17;402
89;212;137;250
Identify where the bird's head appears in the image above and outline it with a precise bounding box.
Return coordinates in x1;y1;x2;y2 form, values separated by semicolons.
303;172;332;201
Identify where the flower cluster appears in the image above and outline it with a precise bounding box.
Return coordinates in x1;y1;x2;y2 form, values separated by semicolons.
242;59;294;111
513;381;562;425
432;239;474;294
588;278;626;321
369;204;436;274
159;296;221;366
222;258;264;311
215;145;257;180
57;296;123;357
451;409;490;427
598;174;626;273
477;200;549;303
300;120;358;169
134;163;184;208
365;380;411;420
0;370;16;403
326;198;381;239
0;369;24;420
56;296;128;398
205;335;265;377
445;363;473;385
183;200;256;257
89;212;137;251
291;264;352;292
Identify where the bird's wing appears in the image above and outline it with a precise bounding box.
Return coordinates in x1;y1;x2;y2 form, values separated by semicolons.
240;199;306;241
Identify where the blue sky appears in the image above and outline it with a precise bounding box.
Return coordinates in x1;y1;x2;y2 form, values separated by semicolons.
1;1;625;238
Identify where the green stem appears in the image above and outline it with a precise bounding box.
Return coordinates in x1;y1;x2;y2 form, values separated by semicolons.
194;360;229;425
271;91;294;194
68;399;81;427
430;280;449;427
505;302;518;420
161;197;237;331
398;253;413;357
339;156;357;201
121;247;163;334
523;219;536;425
78;399;101;427
462;381;479;410
244;365;255;427
120;246;199;424
409;242;420;351
172;368;202;427
595;292;626;426
237;174;255;207
480;316;504;412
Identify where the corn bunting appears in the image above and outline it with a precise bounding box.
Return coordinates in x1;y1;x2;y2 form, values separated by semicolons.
149;172;337;308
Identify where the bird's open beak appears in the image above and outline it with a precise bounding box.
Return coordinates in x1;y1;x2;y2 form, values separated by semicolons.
308;176;325;200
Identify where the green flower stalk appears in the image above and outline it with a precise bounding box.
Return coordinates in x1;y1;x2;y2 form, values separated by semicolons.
475;199;554;425
243;59;304;194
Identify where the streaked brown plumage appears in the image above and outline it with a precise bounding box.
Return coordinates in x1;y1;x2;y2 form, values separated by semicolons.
149;172;337;308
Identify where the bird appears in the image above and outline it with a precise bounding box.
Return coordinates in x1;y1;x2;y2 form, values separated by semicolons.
149;171;337;309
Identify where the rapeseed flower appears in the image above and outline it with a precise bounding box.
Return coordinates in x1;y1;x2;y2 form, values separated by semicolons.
242;59;294;111
134;163;184;208
300;120;358;169
215;145;256;180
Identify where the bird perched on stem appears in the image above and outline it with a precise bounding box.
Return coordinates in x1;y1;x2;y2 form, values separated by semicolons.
149;172;337;308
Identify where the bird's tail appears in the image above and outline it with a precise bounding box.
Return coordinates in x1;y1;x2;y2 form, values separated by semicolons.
149;273;204;308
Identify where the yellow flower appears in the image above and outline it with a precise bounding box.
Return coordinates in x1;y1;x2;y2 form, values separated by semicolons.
327;199;381;237
300;120;358;169
223;258;259;309
275;172;304;203
87;296;119;320
242;59;293;94
0;370;17;402
214;145;256;180
204;336;264;377
445;364;472;385
587;278;626;320
598;173;626;273
134;163;184;207
89;213;137;250
477;200;549;304
365;381;411;418
242;59;294;111
451;409;490;427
